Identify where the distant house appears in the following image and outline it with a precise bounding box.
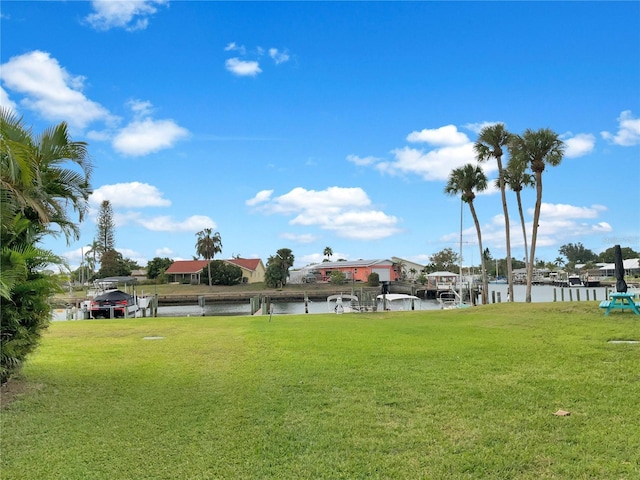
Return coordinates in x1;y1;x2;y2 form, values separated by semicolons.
297;259;400;283
598;258;640;277
391;257;426;281
224;258;266;284
130;269;147;281
164;260;210;284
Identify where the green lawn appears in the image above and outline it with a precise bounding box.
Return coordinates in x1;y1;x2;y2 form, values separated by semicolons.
2;303;639;479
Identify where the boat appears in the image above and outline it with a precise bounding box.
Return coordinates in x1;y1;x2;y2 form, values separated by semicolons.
437;290;458;309
327;294;359;314
376;293;420;311
568;274;582;287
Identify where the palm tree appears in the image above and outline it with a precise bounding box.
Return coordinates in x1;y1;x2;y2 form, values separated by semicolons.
474;124;514;302
323;246;333;262
195;229;223;288
502;155;535;270
1;107;92;244
1;108;92;382
445;164;489;304
509;128;564;302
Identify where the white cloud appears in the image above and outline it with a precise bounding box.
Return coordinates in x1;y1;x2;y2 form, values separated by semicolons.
250;186;401;240
346;154;379;166
85;0;167;31
0;50;112;129
112;117;189;156
225;58;262;77
269;48;290;64
136;215;216;232
379;142;483;181
90;182;171;208
0;86;17;113
532;203;606;220
463;121;502;134
224;42;246;54
601;110;640;146
245;190;274;206
280;233;319;244
155;247;175;257
563;133;595;158
406;124;470;146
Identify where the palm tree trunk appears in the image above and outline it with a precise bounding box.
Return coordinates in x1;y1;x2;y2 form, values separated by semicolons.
469;202;488;305
498;170;514;302
516;191;529;268
207;262;212;289
526;173;544;303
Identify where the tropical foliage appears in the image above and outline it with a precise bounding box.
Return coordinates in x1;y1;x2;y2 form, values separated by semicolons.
508;128;564;302
195;229;223;288
475;123;514;302
200;260;243;286
265;248;295;288
444;163;489;305
1;107;92;382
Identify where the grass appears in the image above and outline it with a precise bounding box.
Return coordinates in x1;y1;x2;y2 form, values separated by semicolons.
2;303;639;479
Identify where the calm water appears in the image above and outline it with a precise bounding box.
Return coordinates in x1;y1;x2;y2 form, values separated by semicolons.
156;284;615;317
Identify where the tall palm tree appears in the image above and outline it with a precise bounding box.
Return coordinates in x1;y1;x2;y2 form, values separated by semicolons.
323;246;333;262
445;164;489;304
474;124;514;302
195;228;223;288
502;155;535;270
509;128;564;302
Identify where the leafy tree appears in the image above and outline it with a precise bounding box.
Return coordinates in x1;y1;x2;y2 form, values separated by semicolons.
445;163;489;304
368;272;380;286
195;228;222;288
426;248;459;273
201;260;242;286
329;270;347;285
265;248;295;288
97;249;130;278
323;246;333;261
598;246;639;263
475;123;514;302
147;257;173;280
1;108;92;382
96;200;115;256
509;128;564;302
558;242;597;264
503;154;535;270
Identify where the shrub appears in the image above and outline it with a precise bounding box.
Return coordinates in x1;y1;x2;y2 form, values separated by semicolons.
367;272;380;286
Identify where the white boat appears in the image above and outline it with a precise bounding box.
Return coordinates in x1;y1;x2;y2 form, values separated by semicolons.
327;294;359;314
376;293;420;311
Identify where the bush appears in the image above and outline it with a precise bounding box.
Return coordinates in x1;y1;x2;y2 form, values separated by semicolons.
329;271;347;285
367;272;380;286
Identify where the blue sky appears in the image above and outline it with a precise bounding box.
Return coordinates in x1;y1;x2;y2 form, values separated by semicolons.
2;1;639;271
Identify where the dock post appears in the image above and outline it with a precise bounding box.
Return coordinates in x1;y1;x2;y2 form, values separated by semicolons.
497;292;502;303
593;289;597;301
585;290;590;301
491;291;496;304
553;288;557;302
569;289;573;302
576;289;581;302
561;288;565;302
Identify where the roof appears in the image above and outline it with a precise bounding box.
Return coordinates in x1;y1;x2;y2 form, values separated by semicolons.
225;258;262;271
312;259;393;269
165;260;210;274
426;271;458;277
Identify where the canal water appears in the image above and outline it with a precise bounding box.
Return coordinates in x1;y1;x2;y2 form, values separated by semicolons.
156;284;616;317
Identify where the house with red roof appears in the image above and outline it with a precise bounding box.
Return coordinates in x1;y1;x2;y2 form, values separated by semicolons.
164;258;266;285
164;260;210;284
224;258;266;284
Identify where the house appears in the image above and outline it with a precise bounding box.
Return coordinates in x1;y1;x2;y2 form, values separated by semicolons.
130;269;147;281
296;259;400;283
164;260;210;284
224;258;266;284
598;258;640;277
391;257;426;281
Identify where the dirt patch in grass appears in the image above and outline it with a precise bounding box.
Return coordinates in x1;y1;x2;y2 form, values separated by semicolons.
0;377;41;409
